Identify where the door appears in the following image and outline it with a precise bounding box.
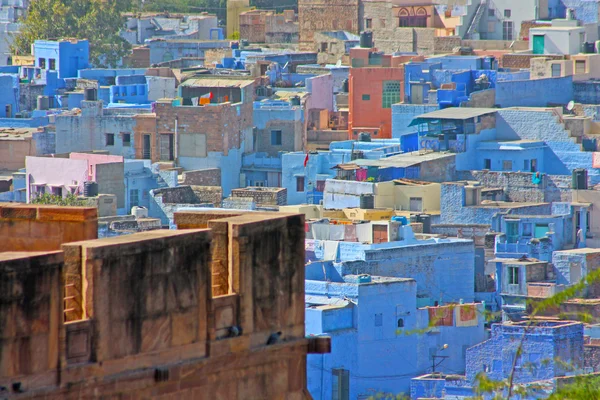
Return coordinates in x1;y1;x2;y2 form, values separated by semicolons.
533;35;545;55
372;225;388;244
409;197;423;212
506;221;519;243
160;134;174;161
267;172;281;187
412;84;424;104
143;134;151;159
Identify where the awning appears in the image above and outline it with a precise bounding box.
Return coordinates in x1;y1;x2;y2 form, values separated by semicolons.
409;107;497;126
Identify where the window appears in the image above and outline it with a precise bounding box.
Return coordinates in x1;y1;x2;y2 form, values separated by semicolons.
576;60;586;74
106;133;115;146
52;186;62;197
38;58;46;68
366;18;372;29
502;21;513;41
409;197;423;212
122;133;131;147
254;180;265;187
488;9;495;17
36;186;46;196
508;266;519;285
523;223;533;237
502;160;512;171
531;159;538;172
49;58;56;70
296;176;305;192
398;7;427;27
130;189;139;207
382;80;401;109
397;318;404;328
362;94;371;101
320;42;327;52
375;313;383;327
332;369;349;400
504;9;511;18
551;64;561;77
271;130;282;146
316;180;326;192
484;159;491;169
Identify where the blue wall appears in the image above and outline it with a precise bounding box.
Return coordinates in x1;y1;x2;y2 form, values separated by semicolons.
110;84;149;104
496;76;573;108
33;40;89;79
0;74;19;117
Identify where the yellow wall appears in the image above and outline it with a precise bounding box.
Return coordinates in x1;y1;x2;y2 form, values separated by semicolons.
279;204;322;219
227;0;251;38
374;182;441;212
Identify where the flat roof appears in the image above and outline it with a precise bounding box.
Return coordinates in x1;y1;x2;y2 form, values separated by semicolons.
553;248;600;254
489;258;546;264
409;107;497;126
179;77;255;88
353;152;455;168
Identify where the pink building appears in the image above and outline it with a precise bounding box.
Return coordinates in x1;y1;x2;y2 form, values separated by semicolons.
26;154;125;208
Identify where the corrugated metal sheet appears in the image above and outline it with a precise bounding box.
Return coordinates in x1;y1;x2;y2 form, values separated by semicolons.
409;107;497;126
179;77;255;88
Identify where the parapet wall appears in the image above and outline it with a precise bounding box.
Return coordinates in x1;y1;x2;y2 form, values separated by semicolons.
0;204;98;252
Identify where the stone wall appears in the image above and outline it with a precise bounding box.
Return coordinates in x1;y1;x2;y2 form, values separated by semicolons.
230;187;287;206
298;0;359;47
180;168;221;186
95;162;126;209
0;211;322;399
0;204;98;252
457;170;574;203
502;53;564;69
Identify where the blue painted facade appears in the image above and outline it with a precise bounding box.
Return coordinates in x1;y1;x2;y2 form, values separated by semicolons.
124;160;163;212
495;76;574;108
147;40;230;65
0;73;19;117
306;268;486;398
78;68;147;85
411;321;586;399
109;84;148;104
33;40;89;79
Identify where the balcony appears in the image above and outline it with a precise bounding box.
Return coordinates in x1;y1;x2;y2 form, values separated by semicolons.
527;282;565;298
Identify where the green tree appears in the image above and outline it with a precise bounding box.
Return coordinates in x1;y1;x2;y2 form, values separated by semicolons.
13;0;132;67
140;0;227;21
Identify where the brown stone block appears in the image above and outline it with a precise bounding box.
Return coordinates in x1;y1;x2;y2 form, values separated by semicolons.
36;206;97;222
140;315;171;353
229;335;250;354
0;205;36;220
171;309;199;347
208;338;231;358
30;220;59;239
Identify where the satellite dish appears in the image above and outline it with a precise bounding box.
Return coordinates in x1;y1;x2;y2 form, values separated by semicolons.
567;100;575;111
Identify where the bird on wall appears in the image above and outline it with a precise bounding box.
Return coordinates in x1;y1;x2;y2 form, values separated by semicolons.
266;331;282;345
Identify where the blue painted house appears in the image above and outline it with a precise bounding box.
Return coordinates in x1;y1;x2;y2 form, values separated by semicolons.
411;321;586;399
33;39;90;80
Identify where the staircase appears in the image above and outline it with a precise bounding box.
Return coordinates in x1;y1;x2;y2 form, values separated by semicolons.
464;0;487;39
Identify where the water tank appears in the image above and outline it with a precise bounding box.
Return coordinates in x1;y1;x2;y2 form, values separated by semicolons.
417;214;431;234
391;216;408;225
84;87;97;101
360;194;374;209
360;31;373;48
132;206;148;219
83;181;98;197
37;96;50;111
572;168;588;189
342;78;349;93
409;215;418;224
358;132;372;142
290;95;301;106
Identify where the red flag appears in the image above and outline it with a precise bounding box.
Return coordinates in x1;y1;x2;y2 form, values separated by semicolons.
303;153;309;167
200;92;213;99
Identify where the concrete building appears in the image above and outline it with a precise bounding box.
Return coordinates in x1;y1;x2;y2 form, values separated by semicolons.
135;77;255;196
307;224;476;305
306;269;486;398
530;19;587;55
230;186;287;207
146;38;231;66
313;31;360;64
239;9;298;44
25;153;125;210
0;204;328;399
348;47;409;139
298;0;360;49
121;13;220;45
55;101;151;158
33;39;90;80
227;0;252;38
411;321;587;399
0;0;29;66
